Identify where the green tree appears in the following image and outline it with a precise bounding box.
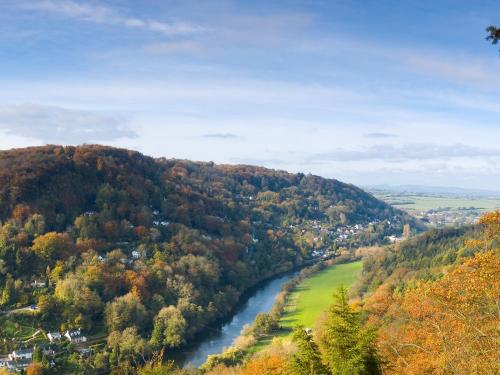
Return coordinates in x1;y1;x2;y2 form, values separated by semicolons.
0;274;14;306
105;292;148;332
150;306;187;348
137;361;177;375
319;286;380;375
252;313;277;336
108;326;150;363
32;346;43;363
288;327;330;375
24;214;46;237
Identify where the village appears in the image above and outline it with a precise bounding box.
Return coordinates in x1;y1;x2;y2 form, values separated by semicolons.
0;329;88;372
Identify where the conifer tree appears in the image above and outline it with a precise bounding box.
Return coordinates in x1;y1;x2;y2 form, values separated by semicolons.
288;326;330;375
319;286;380;375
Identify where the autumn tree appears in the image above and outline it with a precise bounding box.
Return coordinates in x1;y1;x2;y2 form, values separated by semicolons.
55;273;103;329
239;353;288;375
32;232;74;264
108;326;151;365
26;362;44;375
378;250;499;374
105;292;148;332
150;305;187;348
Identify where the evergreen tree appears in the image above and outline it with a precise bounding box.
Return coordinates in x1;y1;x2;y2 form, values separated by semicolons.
32;346;44;363
0;274;14;306
288;327;330;375
319;286;380;375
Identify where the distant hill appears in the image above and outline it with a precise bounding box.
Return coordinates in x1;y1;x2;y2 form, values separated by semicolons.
364;184;500;197
0;145;418;355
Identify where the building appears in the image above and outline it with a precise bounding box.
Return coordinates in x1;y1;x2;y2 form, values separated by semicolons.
64;329;87;344
131;250;141;259
8;348;33;361
47;332;62;343
30;280;46;288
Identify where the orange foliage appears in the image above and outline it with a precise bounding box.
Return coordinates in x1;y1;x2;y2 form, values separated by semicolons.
124;270;150;300
378;251;500;374
26;363;44;375
239;353;288;375
478;210;500;240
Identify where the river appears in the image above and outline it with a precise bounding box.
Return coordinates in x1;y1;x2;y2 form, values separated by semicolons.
179;271;297;368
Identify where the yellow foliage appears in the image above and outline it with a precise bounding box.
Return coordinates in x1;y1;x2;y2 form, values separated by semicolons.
378;250;500;374
239;353;288;375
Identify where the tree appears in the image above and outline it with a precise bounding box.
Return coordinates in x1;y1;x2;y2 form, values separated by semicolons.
486;25;500;44
26;363;44;375
252;313;278;336
54;273;102;329
288;327;329;375
108;326;150;364
32;346;43;363
378;251;500;374
239;353;288;375
24;214;46;237
319;286;380;375
137;360;178;375
150;306;187;348
105;292;148;332
32;232;74;264
0;274;14;306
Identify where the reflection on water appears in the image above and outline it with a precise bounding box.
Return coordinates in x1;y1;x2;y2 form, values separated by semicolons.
180;271;297;368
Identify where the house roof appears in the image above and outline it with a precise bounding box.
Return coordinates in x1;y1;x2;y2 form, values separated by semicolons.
12;348;33;355
65;330;85;338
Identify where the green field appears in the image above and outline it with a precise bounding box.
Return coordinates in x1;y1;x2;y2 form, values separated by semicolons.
280;261;363;334
374;194;500;212
253;261;362;350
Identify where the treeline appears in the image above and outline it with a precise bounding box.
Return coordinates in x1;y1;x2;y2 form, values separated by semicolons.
0;145;415;373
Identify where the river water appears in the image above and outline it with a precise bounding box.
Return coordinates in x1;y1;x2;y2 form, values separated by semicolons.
180;271;297;368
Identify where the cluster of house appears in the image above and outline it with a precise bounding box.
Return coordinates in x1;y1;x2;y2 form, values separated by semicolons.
0;346;54;372
416;209;479;227
47;329;87;344
0;329;87;372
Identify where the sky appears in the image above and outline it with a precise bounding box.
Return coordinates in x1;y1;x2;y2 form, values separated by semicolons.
0;0;499;190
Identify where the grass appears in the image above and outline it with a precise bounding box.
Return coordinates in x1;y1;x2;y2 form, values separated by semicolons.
252;261;363;351
373;194;500;212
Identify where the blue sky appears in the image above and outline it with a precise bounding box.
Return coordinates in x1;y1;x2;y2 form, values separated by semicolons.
0;0;499;189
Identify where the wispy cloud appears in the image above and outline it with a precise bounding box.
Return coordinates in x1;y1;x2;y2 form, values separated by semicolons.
19;0;206;36
202;133;238;139
309;144;500;163
364;132;397;139
0;104;137;143
144;41;204;55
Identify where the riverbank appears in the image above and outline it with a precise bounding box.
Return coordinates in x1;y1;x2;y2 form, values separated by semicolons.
200;259;363;370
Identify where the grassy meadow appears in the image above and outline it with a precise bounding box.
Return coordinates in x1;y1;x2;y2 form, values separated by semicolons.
373;193;500;212
253;261;363;350
279;261;363;334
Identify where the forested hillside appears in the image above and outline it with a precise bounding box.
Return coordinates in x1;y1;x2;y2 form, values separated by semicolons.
193;212;498;375
0;145;416;373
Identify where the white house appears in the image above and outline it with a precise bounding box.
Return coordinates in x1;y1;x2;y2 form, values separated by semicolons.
64;329;87;344
47;332;62;343
131;250;141;259
8;348;33;361
30;280;46;288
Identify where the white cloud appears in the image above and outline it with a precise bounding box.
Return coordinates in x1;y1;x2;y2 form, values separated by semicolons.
309;144;500;163
0;104;137;143
19;0;206;36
